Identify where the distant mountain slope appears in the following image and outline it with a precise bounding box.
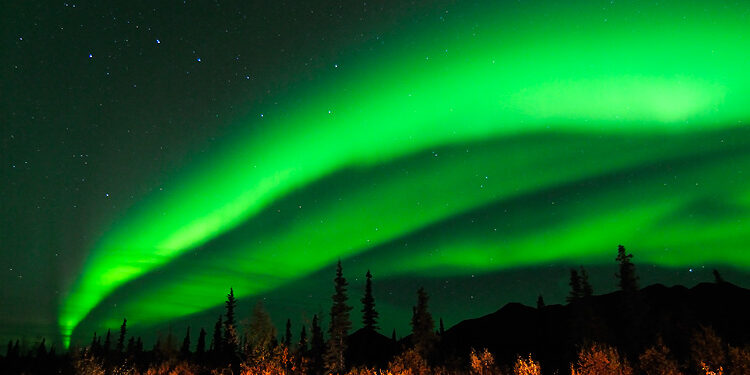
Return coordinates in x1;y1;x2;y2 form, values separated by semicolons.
347;282;750;370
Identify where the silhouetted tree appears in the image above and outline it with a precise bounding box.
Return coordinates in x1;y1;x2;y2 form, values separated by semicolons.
224;288;239;356
211;315;223;354
580;266;594;298
284;318;293;348
12;340;20;359
361;269;380;331
616;245;638;293
325;260;352;373
35;338;46;359
392;329;397;342
310;314;325;374
567;269;583;303
180;326;191;358
439;318;445;336
103;329;112;355
196;328;206;357
411;287;436;358
126;336;136;357
713;269;725;284
298;325;308;354
537;294;546;309
89;332;99;355
117;318;127;353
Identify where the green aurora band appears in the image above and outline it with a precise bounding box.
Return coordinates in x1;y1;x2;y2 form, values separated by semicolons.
61;0;750;347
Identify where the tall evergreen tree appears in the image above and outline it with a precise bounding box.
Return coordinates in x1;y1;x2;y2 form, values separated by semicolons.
615;245;638;293
90;332;99;355
117;318;127;353
567;269;583;303
196;328;207;357
103;329;112;354
411;287;436;357
180;326;191;357
713;269;725;284
310;314;325;374
537;294;546;309
36;338;47;359
439;318;445;336
325;260;352;373
391;329;397;342
580;266;594;298
361;269;380;331
223;288;239;356
126;336;136;357
211;315;223;354
284;318;293;348
298;325;308;354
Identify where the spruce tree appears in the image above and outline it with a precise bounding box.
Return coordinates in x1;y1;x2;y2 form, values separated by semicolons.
103;329;112;355
180;327;191;357
310;314;325;374
284;318;293;348
117;318;127;353
361;269;379;331
196;328;206;357
36;338;46;359
537;294;546;309
615;245;638;293
713;269;725;284
411;287;436;357
223;288;239;356
90;332;99;355
298;325;308;354
439;318;445;336
567;269;583;303
325;260;352;373
391;329;397;342
126;336;136;357
211;315;223;354
580;266;594;298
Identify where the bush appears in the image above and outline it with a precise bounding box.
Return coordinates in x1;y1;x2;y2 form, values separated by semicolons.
727;345;750;375
513;355;541;375
570;343;632;375
638;338;681;375
469;348;501;375
690;326;725;372
387;348;431;375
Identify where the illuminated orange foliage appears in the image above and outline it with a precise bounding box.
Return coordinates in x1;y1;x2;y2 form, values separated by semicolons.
570;343;632;375
513;355;541;375
638;338;681;375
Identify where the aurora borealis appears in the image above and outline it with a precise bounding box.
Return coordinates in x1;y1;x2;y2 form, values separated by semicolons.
3;0;750;349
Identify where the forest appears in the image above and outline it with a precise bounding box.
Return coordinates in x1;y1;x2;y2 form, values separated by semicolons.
1;246;748;375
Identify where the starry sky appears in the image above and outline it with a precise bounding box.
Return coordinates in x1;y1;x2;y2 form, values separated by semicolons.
2;0;750;350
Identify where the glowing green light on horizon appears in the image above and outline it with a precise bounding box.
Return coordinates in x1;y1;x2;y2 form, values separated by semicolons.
61;0;750;347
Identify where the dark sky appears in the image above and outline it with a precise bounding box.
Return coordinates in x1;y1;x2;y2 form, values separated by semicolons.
2;0;749;349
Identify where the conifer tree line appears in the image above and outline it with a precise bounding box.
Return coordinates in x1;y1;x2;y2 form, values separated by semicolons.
2;245;748;375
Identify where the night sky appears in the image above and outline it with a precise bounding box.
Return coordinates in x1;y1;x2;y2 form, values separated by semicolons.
2;0;750;350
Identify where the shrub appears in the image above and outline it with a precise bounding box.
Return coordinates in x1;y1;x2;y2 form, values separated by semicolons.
570;343;632;375
638;338;681;375
513;355;541;375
